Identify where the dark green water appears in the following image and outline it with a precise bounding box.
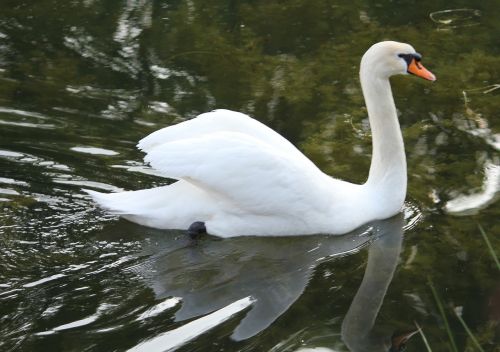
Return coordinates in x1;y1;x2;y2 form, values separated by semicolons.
0;1;499;351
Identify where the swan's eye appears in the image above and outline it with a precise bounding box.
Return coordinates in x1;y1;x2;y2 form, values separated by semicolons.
398;53;422;66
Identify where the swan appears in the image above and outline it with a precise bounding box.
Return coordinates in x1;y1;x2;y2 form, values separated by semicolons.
85;41;435;237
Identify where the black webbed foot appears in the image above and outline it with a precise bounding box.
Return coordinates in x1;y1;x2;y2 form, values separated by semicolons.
187;221;207;242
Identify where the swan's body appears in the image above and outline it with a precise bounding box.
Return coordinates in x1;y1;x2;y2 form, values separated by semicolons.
86;41;435;237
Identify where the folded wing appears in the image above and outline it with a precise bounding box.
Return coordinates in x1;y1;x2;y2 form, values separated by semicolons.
138;110;314;168
144;131;328;215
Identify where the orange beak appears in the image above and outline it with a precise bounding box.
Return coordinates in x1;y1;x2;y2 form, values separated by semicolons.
408;59;436;81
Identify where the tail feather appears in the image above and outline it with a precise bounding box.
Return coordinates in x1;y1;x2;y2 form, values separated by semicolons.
83;187;168;215
83;189;128;215
83;181;216;230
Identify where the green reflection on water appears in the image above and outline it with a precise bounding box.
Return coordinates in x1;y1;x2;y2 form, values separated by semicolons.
0;0;498;351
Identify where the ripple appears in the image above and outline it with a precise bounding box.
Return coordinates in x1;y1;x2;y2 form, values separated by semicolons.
135;297;181;321
36;303;115;335
403;202;423;231
65;85;138;100
23;273;66;288
0;149;71;170
53;178;123;192
445;162;499;215
150;65;194;82
0;188;20;195
148;101;174;114
0;107;58;129
0;107;49;119
134;119;156;127
0;150;24;158
430;9;481;30
0;177;29;186
71;146;119;156
41;302;63;318
0;119;56;129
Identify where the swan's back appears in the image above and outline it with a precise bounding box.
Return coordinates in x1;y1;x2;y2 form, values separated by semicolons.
137;109;316;170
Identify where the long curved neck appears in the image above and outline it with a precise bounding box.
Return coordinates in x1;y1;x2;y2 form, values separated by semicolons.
360;68;407;213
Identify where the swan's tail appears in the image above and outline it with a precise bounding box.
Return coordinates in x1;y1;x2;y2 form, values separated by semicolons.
83;187;171;215
83;182;215;230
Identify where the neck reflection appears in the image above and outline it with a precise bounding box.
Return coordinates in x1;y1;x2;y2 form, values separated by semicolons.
341;213;406;352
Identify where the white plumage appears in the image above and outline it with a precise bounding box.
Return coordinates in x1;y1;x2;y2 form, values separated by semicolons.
85;41;435;237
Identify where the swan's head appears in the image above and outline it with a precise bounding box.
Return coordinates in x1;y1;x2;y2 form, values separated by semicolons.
361;41;436;81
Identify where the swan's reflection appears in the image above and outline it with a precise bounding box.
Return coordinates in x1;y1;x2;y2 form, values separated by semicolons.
129;208;416;350
132;224;376;342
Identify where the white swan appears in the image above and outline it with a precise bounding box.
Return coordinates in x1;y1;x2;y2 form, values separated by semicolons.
85;41;435;237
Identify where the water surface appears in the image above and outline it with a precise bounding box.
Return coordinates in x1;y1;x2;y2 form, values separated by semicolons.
0;0;499;351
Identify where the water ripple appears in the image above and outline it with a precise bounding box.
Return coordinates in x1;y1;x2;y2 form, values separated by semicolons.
70;146;120;156
445;161;499;215
430;9;481;30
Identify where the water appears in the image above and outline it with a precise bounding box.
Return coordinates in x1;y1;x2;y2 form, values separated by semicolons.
0;0;499;351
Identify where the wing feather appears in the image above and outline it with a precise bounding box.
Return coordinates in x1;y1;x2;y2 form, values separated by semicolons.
144;131;328;215
138;109;315;170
